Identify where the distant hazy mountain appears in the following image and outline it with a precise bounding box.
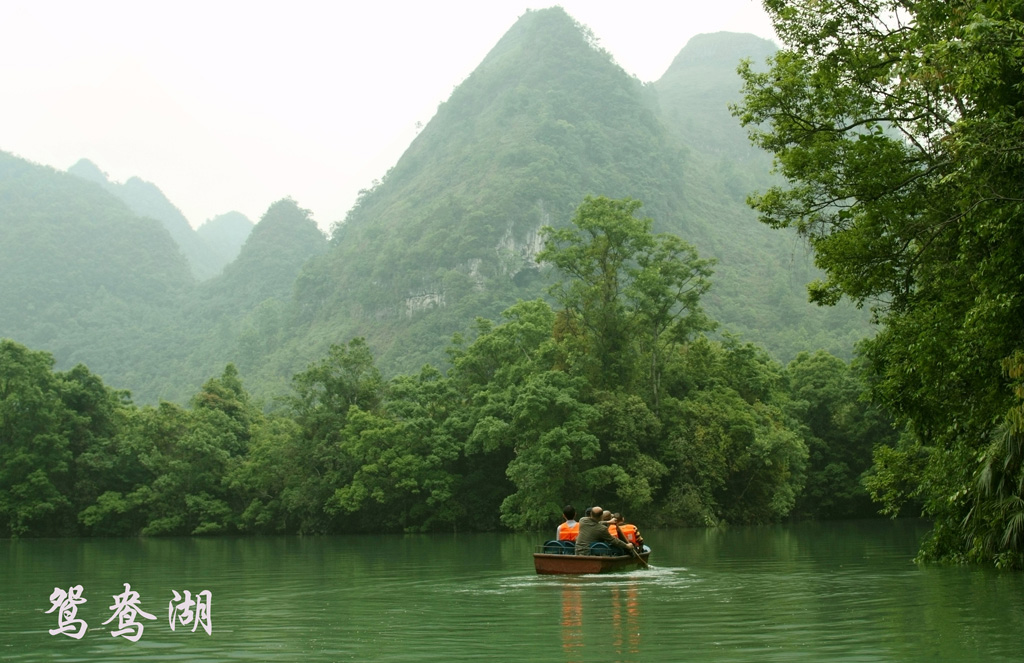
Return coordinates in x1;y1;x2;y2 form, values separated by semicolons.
655;32;778;158
196;211;253;268
0;150;193;395
198;198;327;313
169;198;330;401
68;159;245;279
649;31;872;357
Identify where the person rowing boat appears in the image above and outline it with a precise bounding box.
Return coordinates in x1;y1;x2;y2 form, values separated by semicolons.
574;506;634;556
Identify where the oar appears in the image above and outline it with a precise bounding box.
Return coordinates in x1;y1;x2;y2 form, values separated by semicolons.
630;545;650;569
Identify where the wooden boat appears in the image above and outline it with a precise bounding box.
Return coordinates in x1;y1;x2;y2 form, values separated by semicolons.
533;540;651;575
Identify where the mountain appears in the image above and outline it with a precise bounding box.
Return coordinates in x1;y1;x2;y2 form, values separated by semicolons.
196;211;253;267
68;159;240;279
655;32;778;158
153;198;330;401
650;32;872;357
250;8;869;385
269;8;696;376
0;150;194;395
196;198;328;313
1;9;874;405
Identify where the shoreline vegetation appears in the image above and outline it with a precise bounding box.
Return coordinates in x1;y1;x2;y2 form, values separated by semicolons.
0;198;892;545
3;4;1022;574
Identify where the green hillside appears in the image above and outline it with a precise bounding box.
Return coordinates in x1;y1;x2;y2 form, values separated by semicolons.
651;32;873;359
68;158;245;279
1;8;874;405
253;8;870;386
177;199;331;401
196;211;253;268
0;151;194;399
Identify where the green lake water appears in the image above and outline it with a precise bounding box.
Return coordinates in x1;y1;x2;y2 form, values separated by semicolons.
2;519;1022;662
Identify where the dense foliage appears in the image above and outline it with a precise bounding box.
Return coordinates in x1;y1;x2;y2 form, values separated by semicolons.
736;0;1024;567
1;198;894;537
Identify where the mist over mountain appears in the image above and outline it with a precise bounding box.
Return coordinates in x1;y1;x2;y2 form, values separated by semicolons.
196;211;254;267
1;8;872;404
0;151;193;396
649;31;871;357
68;159;250;279
197;198;328;314
656;31;778;157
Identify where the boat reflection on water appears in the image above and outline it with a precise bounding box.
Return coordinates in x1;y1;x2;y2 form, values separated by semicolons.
560;581;642;662
611;584;641;656
561;584;583;661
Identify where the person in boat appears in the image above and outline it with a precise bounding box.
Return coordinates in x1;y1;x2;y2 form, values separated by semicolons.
607;513;627;543
611;512;645;550
574;506;634;555
556;504;579;542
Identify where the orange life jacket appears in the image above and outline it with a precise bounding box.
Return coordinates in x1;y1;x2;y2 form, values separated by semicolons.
619;523;640;545
557;521;579;541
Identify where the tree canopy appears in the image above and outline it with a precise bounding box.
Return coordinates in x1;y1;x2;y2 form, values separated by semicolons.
1;197;890;538
736;0;1024;567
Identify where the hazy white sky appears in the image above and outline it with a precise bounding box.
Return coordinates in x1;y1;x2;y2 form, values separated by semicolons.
1;1;776;230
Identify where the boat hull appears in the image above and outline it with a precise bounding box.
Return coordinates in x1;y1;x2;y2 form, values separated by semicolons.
532;551;650;575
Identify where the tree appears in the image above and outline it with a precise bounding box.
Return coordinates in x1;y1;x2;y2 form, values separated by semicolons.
629;233;715;414
539;197;653;391
538;196;714;401
78;365;260;536
283;338;385;533
657;336;808;526
735;1;1024;564
0;341;72;536
59;363;132;531
960;351;1024;568
786;351;895;518
325;366;463;532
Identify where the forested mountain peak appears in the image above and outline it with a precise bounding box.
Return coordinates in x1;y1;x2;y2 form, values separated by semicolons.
338;5;652;232
236;198;328;275
654;32;777;158
67;158;233;280
0;151;191;292
468;6;620;88
197;198;328;313
66;157;108;185
0;150;193;388
196;210;253;266
304;5;687;375
263;8;870;381
662;31;776;70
